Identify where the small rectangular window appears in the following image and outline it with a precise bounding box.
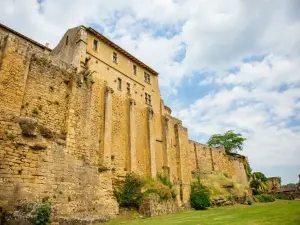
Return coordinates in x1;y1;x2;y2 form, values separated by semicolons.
144;72;151;84
145;93;151;105
133;65;137;75
117;78;122;90
93;39;98;51
127;82;131;94
113;52;118;63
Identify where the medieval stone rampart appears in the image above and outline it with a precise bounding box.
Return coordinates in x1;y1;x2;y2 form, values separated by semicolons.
0;24;250;223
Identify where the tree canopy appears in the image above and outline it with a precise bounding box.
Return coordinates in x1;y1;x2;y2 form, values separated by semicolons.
207;130;246;154
253;172;267;182
251;171;268;195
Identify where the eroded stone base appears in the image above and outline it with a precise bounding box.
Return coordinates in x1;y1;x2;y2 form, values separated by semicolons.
139;194;179;217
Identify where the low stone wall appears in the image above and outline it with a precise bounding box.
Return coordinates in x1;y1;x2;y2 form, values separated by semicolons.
271;192;300;200
139;194;179;217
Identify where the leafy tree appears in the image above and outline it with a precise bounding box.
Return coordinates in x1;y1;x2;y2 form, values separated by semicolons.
253;172;267;182
286;183;297;188
207;130;246;154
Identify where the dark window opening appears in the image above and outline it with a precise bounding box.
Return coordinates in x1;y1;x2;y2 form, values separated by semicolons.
145;93;151;105
66;36;69;45
113;52;118;63
117;78;122;90
93;39;98;51
144;72;151;84
127;82;131;94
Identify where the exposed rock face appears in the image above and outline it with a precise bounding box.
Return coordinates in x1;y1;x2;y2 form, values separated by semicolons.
19;117;39;137
139;194;179;217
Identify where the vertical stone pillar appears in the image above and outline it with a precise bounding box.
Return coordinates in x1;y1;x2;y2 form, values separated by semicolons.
103;86;113;167
193;142;200;173
174;124;183;202
147;107;156;178
162;117;170;178
209;147;215;171
129;99;137;172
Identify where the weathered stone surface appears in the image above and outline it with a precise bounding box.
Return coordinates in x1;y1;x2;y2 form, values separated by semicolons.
0;23;250;224
39;124;53;138
29;143;47;150
139;194;178;217
19;117;39;136
56;216;108;225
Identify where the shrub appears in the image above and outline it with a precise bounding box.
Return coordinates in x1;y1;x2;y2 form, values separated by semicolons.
36;201;51;225
250;180;260;190
114;173;177;209
252;189;261;195
113;173;144;208
157;173;173;189
245;160;252;180
256;194;275;203
190;179;211;210
253;172;267;182
143;175;177;200
32;108;39;115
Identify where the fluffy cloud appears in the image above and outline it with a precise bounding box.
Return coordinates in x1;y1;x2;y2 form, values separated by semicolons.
177;55;300;171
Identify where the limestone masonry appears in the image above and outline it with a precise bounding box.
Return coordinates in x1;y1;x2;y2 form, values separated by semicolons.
0;23;250;222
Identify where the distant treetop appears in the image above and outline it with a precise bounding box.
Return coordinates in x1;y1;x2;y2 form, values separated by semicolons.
207;130;246;155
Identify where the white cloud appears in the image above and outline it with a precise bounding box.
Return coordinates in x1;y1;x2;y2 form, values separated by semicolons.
177;55;300;170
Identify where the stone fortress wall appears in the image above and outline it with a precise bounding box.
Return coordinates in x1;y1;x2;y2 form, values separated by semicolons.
0;23;249;221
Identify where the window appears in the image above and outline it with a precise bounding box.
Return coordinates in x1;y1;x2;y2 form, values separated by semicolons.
66;36;69;45
127;82;131;94
113;52;118;63
117;78;122;90
133;64;137;75
144;72;151;84
93;39;98;51
145;93;151;105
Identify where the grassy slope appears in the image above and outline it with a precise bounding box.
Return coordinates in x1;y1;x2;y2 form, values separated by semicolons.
102;200;300;225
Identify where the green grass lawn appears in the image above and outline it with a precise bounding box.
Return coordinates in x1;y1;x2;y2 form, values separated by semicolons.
102;200;300;225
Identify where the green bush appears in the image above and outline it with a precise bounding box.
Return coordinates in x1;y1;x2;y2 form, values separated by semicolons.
250;180;260;191
190;180;211;210
143;174;177;200
253;172;267;182
113;173;144;208
256;194;275;203
114;173;177;209
245;160;252;180
157;173;173;189
36;201;51;225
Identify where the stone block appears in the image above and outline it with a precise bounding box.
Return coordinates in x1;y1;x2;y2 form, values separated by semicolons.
18;117;38;137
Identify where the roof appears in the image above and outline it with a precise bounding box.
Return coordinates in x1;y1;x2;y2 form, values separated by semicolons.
0;23;158;75
275;188;296;193
86;26;159;76
0;23;52;51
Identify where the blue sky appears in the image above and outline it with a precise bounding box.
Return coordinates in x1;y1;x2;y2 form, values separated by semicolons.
1;0;299;184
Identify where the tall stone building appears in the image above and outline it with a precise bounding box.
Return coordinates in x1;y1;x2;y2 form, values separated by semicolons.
0;23;250;223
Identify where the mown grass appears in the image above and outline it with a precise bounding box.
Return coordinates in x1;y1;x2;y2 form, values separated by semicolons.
101;200;300;225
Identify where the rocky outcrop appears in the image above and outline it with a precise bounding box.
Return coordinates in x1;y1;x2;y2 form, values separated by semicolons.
139;194;179;217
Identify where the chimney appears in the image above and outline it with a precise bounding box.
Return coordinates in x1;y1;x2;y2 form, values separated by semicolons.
45;43;49;48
